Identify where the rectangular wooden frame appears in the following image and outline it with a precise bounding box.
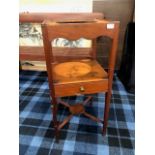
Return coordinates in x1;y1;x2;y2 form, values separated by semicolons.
41;19;120;136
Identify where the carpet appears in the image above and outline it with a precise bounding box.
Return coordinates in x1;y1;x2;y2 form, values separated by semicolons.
19;70;135;155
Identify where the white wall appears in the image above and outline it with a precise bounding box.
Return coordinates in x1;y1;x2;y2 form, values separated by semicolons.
19;0;92;12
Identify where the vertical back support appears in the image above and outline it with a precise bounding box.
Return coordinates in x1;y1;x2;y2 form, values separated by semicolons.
103;23;119;134
41;25;58;132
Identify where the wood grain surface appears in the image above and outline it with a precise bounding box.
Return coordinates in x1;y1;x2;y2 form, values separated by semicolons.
19;12;104;23
41;19;119;136
52;59;108;84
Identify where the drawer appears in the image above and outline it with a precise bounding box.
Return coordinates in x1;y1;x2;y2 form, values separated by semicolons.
54;79;108;97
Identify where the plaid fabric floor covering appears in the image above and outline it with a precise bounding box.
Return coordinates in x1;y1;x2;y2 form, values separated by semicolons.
19;70;135;155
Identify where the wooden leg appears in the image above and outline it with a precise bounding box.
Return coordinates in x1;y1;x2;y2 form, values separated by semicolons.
58;114;73;130
103;91;112;135
83;96;92;106
83;112;103;124
58;99;70;108
51;97;59;141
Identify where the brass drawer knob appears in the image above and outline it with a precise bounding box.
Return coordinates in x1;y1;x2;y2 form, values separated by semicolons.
80;86;85;92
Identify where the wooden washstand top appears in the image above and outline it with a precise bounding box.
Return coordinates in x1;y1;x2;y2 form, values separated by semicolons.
52;59;108;84
54;61;91;78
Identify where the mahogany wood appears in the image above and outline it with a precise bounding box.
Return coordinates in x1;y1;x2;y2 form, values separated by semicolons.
58;100;70;108
43;20;119;40
52;60;107;83
69;104;85;115
19;12;104;23
83;112;103;124
83;96;92;105
41;25;58;133
103;22;119;134
41;19;119;139
58;96;101;129
58;114;73;130
55;80;108;97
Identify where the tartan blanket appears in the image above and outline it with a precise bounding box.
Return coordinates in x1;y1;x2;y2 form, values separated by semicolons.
19;70;135;155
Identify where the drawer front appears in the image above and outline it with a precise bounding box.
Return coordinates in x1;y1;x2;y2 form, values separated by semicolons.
55;79;108;97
